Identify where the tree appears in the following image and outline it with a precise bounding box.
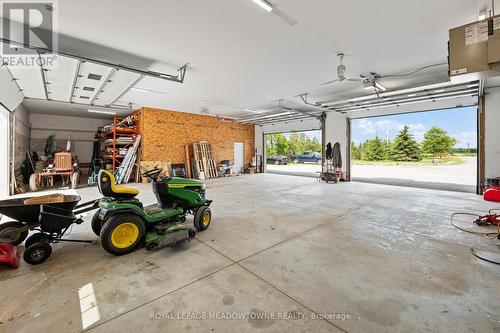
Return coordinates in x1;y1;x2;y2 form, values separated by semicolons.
266;134;289;156
351;141;362;160
422;126;457;158
288;133;306;155
391;126;422;161
304;137;321;153
363;135;386;161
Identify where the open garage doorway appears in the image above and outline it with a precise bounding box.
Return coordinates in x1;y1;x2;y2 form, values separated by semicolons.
265;130;322;177
350;106;478;192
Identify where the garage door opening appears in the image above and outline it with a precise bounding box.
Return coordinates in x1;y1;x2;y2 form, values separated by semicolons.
350;106;478;192
265;130;322;177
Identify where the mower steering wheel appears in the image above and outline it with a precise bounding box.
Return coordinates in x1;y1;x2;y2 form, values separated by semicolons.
142;168;162;180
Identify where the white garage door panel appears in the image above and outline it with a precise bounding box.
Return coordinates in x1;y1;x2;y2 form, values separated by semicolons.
46;57;80;102
0;105;10;197
348;95;478;119
8;65;46;99
73;62;113;104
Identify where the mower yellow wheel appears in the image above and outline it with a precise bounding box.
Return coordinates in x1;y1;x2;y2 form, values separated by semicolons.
100;214;145;256
111;222;139;249
202;211;211;226
194;206;211;231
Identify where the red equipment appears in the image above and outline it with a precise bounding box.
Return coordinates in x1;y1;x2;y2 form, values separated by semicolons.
484;186;500;202
0;243;19;269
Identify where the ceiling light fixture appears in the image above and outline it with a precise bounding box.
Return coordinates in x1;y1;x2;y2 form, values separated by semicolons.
252;0;273;12
407;93;417;97
88;109;116;115
434;89;445;93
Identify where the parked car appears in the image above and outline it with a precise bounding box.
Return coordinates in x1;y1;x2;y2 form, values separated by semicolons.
267;155;288;165
291;152;322;163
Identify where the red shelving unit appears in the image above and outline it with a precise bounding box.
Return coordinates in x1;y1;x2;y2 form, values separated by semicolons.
102;116;140;172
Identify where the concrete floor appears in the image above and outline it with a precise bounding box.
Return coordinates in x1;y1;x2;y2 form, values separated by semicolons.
0;174;499;332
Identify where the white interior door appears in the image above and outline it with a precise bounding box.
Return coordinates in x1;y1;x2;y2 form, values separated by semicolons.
234;142;244;173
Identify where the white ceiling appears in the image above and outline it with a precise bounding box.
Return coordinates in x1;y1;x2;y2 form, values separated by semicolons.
1;0;492;119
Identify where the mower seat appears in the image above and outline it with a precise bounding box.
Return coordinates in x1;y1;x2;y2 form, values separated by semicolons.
97;170;139;199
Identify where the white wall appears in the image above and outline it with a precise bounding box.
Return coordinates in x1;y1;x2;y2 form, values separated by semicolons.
484;87;500;178
29;113;110;163
324;112;348;172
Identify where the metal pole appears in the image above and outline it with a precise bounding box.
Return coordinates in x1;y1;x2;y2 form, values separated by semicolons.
109;74;144;106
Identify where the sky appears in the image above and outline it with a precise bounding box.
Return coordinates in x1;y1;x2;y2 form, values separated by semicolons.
351;107;477;149
276;106;477;149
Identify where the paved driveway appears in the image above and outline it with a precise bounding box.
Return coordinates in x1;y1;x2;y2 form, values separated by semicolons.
267;157;477;192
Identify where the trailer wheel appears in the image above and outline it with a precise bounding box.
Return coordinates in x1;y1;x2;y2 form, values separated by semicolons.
0;221;29;245
25;232;49;248
100;214;145;256
29;173;40;192
23;242;52;265
71;172;79;189
194;206;211;231
91;210;103;236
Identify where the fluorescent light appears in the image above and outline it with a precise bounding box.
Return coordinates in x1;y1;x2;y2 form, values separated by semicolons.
434;89;445;93
252;0;273;12
88;109;116;115
407;93;417;97
243;108;265;114
467;84;478;88
131;87;150;93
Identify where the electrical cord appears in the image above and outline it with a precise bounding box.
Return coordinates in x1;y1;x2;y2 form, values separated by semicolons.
381;63;448;78
450;212;500;246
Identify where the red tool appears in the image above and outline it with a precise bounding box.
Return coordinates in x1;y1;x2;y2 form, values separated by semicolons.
0;243;19;269
475;212;500;227
483;185;500;202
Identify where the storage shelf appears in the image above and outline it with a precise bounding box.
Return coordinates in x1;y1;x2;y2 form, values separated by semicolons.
99;116;140;172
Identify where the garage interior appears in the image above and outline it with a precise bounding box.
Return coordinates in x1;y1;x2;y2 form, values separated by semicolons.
1;1;500;332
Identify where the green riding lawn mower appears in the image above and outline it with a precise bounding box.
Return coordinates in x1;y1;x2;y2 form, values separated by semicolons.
0;168;212;265
94;168;212;255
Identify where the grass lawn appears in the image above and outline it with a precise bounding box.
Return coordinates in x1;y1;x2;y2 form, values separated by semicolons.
352;154;475;166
